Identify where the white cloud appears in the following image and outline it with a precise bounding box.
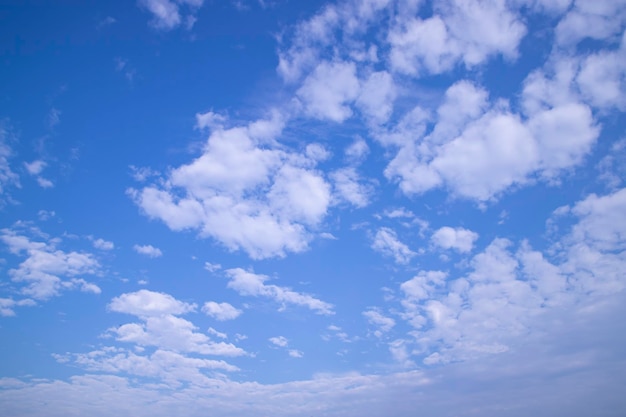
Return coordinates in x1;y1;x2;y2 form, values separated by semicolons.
296;60;360;122
363;309;395;338
383;80;599;201
344;138;369;164
109;290;197;317
288;349;303;358
330;167;372;208
130;113;333;259
555;0;626;46
207;327;227;339
138;0;205;30
356;71;397;125
225;268;334;315
0;227;101;301
577;33;626;110
93;238;114;251
24;160;46;175
431;226;478;253
108;290;245;357
0;298;35;317
204;262;222;272
133;244;163;258
388;0;526;76
371;227;416;264
269;336;288;347
202;301;242;321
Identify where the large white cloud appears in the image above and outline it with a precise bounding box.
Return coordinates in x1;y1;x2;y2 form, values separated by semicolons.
130;113;332;259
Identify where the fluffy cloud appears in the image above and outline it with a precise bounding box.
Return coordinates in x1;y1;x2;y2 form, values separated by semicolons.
93;238;114;250
555;0;626;46
371;227;416;264
269;336;288;347
431;227;478;253
363;309;396;338
0;297;35;317
138;0;205;30
383;80;599;201
107;290;245;357
130;113;332;259
393;187;626;364
133;244;163;258
0;226;101;301
225;268;334;315
296;60;360;122
202;301;242;321
109;290;197;317
388;0;526;76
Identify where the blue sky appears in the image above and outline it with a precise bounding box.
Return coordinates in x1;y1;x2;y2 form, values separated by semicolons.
1;0;626;415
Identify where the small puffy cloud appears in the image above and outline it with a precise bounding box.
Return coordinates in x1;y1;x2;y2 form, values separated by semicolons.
269;336;288;347
356;70;397;125
204;262;222;272
133;244;163;258
202;301;242;321
138;0;205;31
225;268;334;315
288;349;303;358
93;238;114;251
296;60;360;122
0;298;36;317
431;227;478;253
371;227;416;264
363;309;395;338
207;327;228;339
24;160;46;175
330;167;372;208
109;290;197;317
345;138;369;164
195;111;227;130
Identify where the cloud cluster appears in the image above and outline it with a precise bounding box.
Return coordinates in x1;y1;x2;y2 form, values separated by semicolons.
0;226;101;303
391;187;626;365
130;113;334;259
225;268;334;315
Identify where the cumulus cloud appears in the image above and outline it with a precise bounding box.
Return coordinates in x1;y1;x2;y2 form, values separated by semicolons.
363;309;396;338
371;227;416;264
0;226;101;301
130;113;332;259
296;60;360;122
269;336;288;347
388;0;526;76
133;244;163;258
109;290;197;317
202;301;242;321
93;238;114;250
138;0;205;30
431;227;478;253
107;290;245;357
225;268;334;315
383;80;599;201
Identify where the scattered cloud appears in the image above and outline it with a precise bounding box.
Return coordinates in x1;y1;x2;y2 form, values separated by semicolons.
0;225;101;301
133;244;163;258
371;227;416;264
202;301;242;321
225;268;334;315
93;238;114;251
430;226;478;253
269;336;288;347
